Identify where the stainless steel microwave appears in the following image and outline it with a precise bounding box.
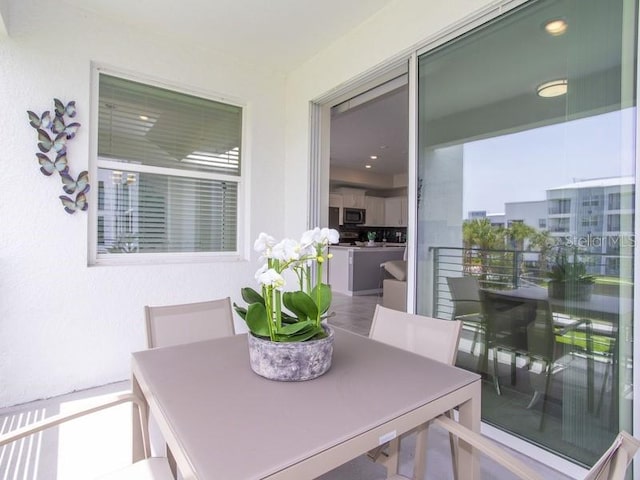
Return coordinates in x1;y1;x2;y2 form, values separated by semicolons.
343;208;366;224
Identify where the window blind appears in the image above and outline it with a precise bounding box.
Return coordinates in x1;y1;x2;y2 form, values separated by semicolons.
96;73;241;256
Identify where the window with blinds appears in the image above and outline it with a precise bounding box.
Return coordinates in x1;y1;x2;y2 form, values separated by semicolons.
96;73;242;256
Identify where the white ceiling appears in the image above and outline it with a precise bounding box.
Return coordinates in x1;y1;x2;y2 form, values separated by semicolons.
330;84;409;177
58;0;393;73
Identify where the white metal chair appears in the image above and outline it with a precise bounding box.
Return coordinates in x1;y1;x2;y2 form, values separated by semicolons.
414;415;640;480
368;305;462;480
0;392;172;480
144;297;235;348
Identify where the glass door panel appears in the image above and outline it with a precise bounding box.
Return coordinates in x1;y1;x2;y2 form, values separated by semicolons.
416;0;636;466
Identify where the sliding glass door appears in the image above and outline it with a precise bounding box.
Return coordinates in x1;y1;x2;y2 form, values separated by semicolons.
416;0;636;466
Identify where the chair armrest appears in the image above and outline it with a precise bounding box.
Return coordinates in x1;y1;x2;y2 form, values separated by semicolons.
556;317;592;336
0;391;149;457
433;415;544;480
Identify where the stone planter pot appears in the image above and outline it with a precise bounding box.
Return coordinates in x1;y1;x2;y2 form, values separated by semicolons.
247;325;334;381
548;281;594;301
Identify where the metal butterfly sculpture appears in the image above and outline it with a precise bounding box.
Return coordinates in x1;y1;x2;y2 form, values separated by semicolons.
27;99;90;214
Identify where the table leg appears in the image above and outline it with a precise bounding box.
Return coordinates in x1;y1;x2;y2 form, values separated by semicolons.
385;437;400;476
131;374;149;462
457;380;481;480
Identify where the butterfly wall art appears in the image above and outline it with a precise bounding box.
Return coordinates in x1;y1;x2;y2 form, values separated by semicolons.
27;99;90;214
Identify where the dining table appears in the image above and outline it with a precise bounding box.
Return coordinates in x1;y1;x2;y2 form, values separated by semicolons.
130;326;481;479
486;285;631;324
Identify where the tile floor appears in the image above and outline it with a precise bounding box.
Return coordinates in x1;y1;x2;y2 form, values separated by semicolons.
0;293;574;479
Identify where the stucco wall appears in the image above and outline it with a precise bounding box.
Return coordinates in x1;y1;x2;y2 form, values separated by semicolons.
0;0;286;407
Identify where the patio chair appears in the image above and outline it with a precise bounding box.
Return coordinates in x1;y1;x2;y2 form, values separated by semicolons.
0;392;172;480
368;305;462;480
446;276;484;357
404;415;639;480
144;297;235;348
144;297;235;473
480;290;594;429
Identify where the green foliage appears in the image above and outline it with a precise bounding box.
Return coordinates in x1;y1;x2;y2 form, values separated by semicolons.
548;252;595;285
234;282;332;342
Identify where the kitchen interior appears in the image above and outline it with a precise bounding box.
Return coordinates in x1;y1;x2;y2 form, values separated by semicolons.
328;75;409;301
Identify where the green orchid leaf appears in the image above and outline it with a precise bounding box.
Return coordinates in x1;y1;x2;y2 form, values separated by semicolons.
283;291;318;321
311;283;332;315
278;320;314;336
275;325;325;342
241;287;265;306
232;303;247;320
245;303;270;337
281;311;298;324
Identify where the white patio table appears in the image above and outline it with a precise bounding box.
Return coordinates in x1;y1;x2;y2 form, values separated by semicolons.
131;327;481;479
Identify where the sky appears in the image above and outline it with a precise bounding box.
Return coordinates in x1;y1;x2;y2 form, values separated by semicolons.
462;108;636;216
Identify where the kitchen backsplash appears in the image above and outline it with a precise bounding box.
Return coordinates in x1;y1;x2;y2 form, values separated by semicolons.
338;226;407;244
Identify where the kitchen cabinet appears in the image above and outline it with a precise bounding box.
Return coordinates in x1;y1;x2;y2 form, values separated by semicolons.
365;196;385;226
342;193;366;209
385;196;408;226
329;193;343;208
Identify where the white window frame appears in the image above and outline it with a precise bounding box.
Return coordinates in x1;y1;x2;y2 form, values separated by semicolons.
88;65;248;265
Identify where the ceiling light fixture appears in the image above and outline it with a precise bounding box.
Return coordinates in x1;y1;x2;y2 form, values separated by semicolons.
537;79;568;98
139;115;149;121
365;164;372;169
370;155;378;160
544;18;568;36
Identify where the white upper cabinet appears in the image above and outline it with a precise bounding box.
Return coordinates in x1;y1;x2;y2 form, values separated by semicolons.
329;193;343;208
336;188;366;209
384;196;408;226
365;196;385;226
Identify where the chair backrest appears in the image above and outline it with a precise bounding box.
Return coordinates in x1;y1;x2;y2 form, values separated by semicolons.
145;297;235;348
446;276;482;318
584;431;640;480
479;289;535;353
369;304;462;365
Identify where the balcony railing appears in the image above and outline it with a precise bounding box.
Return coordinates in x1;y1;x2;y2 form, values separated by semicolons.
430;246;631;320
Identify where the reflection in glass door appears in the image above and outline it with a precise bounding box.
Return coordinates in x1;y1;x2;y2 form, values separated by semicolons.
415;0;636;467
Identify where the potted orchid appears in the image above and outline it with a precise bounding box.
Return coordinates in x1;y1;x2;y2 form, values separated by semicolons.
234;227;340;381
234;227;339;343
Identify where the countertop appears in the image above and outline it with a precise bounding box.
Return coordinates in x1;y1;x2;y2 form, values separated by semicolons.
330;243;406;251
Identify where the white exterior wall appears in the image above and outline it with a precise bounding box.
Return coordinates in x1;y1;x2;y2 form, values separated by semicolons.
0;0;286;407
505;201;547;229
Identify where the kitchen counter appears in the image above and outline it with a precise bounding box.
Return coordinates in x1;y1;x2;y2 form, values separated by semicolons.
331;244;406;250
328;245;405;296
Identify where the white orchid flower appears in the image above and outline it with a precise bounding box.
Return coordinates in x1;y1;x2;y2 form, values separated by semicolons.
256;267;285;290
300;227;321;248
272;238;301;262
254;263;268;281
254;232;276;257
320;228;340;245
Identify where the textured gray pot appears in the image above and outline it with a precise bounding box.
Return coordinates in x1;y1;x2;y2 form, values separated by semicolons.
247;325;334;381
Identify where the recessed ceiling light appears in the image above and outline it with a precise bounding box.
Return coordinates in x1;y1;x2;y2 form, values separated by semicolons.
370;155;378;160
365;164;372;169
544;19;568;36
380;145;388;149
139;115;149;121
537;79;568;98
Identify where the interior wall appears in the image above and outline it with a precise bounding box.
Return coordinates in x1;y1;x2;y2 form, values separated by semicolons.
0;0;286;407
283;0;495;237
0;0;8;36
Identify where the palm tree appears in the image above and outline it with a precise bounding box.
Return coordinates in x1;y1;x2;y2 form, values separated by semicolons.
462;218;506;279
506;222;535;252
